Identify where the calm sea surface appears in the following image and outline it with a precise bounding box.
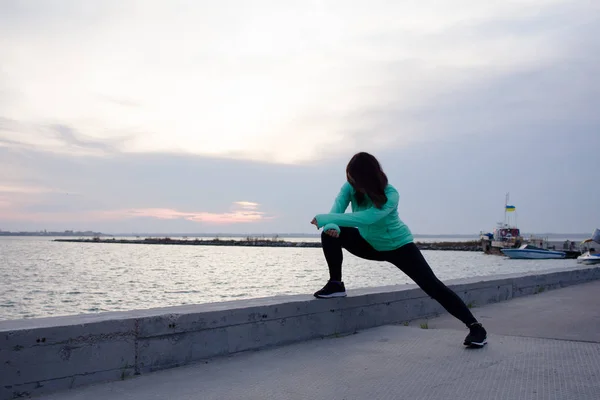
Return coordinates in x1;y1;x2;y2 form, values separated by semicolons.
0;236;583;321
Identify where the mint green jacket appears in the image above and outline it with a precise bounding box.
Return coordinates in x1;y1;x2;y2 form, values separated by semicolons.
314;182;414;251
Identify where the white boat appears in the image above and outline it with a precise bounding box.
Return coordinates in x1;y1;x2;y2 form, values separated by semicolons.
577;251;600;265
501;244;566;259
577;229;600;264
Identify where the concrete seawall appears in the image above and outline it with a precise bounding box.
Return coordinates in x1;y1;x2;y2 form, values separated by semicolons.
2;265;599;400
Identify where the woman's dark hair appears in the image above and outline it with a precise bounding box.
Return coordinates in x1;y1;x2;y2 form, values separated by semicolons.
346;152;388;208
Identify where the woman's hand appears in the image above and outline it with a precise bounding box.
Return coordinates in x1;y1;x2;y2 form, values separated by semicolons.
324;229;339;238
311;217;338;237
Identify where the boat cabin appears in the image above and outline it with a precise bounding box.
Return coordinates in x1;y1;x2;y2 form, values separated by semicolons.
493;227;521;241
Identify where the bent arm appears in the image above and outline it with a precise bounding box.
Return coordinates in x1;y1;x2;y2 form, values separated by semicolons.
329;182;352;213
315;188;398;228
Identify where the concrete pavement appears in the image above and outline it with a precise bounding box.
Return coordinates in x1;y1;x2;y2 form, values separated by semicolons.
410;279;600;343
37;281;600;400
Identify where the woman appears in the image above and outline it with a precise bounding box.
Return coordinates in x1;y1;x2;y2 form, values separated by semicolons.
310;152;488;348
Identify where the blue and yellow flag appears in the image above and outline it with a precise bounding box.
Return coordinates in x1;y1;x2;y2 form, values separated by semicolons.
505;205;516;212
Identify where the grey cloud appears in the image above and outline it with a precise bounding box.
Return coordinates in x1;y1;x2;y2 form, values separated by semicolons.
0;117;32;147
435;2;591;38
359;1;591;46
50;124;116;153
0;117;137;155
0;136;24;147
0;116;21;132
341;10;600;149
0;0;124;30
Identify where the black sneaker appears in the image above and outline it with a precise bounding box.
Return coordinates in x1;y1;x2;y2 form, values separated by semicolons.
314;280;347;298
464;322;487;348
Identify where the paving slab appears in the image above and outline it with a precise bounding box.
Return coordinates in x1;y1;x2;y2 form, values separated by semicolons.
36;281;600;400
411;279;600;342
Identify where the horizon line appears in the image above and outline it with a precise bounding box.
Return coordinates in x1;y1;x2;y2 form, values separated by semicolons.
0;230;593;237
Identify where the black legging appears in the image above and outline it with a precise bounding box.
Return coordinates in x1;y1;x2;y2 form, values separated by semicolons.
322;227;477;327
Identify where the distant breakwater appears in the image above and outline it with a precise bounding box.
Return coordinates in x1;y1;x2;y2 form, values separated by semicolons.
54;237;482;251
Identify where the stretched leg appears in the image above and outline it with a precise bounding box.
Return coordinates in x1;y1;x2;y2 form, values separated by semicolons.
383;243;487;347
315;227;383;298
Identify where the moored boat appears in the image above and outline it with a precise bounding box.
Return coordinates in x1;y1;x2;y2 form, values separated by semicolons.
501;244;566;259
577;251;600;265
480;193;524;255
577;229;600;264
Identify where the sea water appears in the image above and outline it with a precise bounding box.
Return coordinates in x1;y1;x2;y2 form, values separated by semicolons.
0;236;579;321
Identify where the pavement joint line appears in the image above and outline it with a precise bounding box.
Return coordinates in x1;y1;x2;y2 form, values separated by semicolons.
399;325;600;345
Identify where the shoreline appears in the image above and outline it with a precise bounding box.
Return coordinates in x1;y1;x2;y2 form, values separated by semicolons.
53;237;482;251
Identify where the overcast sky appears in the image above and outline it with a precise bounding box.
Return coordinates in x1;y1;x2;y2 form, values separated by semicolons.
1;0;598;235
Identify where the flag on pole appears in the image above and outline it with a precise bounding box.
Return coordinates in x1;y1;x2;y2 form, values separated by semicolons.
505;205;516;212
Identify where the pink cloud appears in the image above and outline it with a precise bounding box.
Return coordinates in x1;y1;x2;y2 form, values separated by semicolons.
0;201;270;225
0;185;58;194
101;207;266;224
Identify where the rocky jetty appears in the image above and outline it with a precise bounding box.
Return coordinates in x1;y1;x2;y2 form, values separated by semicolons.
416;240;481;252
54;237;482;251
